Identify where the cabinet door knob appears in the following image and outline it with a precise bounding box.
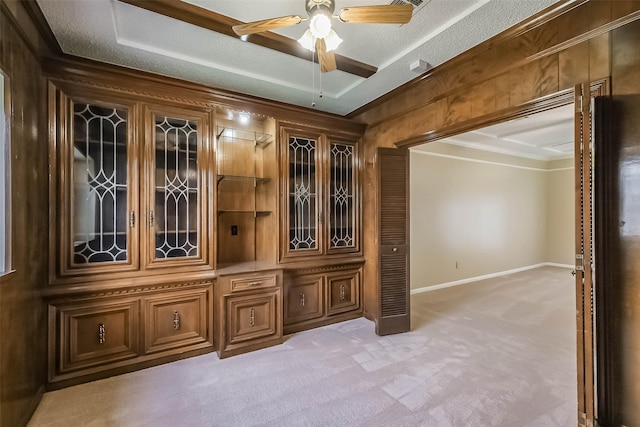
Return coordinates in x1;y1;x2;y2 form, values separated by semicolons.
249;307;255;326
299;292;305;307
98;323;106;344
173;310;181;330
392;247;398;252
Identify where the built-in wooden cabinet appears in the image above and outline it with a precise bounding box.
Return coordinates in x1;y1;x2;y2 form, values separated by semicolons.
280;125;360;262
46;72;365;387
216;111;277;266
50;86;213;283
48;280;213;385
279;124;363;333
47;83;215;386
216;267;282;358
284;265;362;334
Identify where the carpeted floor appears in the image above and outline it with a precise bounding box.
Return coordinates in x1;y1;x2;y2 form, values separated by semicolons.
28;266;577;426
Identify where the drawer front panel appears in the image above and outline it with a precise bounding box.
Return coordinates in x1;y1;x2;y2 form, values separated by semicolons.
226;292;278;346
284;276;323;325
230;273;277;293
59;299;139;373
144;288;210;354
326;270;360;316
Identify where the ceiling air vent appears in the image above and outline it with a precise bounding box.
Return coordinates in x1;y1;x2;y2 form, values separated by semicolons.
390;0;429;16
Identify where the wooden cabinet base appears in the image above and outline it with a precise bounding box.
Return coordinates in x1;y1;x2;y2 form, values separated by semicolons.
47;280;214;387
283;263;363;335
216;267;283;359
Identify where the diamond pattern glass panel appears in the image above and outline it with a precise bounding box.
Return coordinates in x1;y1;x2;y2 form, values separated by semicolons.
72;103;128;264
289;137;317;250
154;116;199;259
330;143;354;248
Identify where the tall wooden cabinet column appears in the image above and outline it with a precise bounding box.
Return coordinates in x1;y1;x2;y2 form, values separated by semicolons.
279;124;364;334
46;83;214;387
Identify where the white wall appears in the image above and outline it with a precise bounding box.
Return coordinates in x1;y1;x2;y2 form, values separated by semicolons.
410;146;574;289
546;168;575;265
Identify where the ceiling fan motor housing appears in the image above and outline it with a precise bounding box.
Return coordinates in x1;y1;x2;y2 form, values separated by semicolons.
306;0;335;16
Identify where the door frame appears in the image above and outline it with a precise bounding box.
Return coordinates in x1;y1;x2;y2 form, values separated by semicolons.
396;78;609;426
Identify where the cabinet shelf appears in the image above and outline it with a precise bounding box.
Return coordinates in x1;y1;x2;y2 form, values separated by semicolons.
217;210;271;217
216;126;273;149
217;175;270;185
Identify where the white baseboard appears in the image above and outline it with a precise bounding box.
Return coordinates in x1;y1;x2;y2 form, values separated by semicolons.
410;262;573;295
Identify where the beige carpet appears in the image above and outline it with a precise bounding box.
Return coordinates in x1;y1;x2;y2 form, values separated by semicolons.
29;266;577;426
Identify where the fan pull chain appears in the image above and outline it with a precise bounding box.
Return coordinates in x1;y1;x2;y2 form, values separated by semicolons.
311;46;316;108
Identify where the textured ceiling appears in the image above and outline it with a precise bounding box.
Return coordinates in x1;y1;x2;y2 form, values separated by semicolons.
36;0;562;115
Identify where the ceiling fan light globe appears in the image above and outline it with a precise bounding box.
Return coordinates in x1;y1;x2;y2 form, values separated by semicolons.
297;29;315;51
309;12;332;39
324;29;342;52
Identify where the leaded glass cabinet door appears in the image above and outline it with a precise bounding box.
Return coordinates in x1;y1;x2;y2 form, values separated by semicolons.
59;94;139;277
282;128;323;259
326;139;359;254
144;106;210;269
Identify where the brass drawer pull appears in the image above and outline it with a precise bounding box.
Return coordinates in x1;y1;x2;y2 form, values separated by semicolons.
249;307;255;326
248;281;262;287
98;323;106;344
173;310;180;330
300;292;305;307
340;285;346;301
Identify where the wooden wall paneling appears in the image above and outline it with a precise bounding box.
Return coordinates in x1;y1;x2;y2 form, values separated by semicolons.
494;73;511;111
217;213;256;264
612;1;640;20
559;41;591;91
0;2;49;426
409;104;437;138
508;55;560;107
557;2;591;42
589;33;611;83
589;1;613;29
468;78;498;119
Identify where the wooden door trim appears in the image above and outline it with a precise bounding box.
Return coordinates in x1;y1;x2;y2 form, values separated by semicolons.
390;80;609;425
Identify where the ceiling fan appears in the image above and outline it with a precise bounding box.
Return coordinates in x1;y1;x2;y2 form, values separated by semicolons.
232;0;413;73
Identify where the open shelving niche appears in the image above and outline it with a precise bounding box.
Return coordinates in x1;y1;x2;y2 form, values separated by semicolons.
215;113;277;266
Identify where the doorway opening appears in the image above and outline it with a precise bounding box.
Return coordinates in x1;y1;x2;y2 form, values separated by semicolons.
407;103;578;421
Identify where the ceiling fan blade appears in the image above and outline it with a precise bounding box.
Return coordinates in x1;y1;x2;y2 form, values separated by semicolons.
338;4;413;24
316;38;337;73
232;15;303;36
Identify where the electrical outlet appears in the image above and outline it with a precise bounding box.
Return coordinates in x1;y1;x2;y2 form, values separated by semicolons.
231;225;238;235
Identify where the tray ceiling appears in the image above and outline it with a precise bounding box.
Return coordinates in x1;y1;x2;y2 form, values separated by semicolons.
36;0;563;115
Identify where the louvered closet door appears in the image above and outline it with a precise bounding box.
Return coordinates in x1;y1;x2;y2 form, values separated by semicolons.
377;147;409;335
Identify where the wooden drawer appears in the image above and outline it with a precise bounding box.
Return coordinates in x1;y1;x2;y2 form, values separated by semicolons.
55;298;140;374
284;275;323;325
143;288;210;354
326;270;360;316
225;290;279;346
230;273;277;293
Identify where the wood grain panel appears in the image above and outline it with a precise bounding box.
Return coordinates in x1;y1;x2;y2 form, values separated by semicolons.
410;104;437;137
589;33;611;82
0;2;49;426
589;1;612;29
508;24;559;62
442;92;472;128
509;55;559;106
468;81;498;120
495;74;511;111
557;2;590;42
612;1;640;20
559;41;590;91
611;18;640;95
